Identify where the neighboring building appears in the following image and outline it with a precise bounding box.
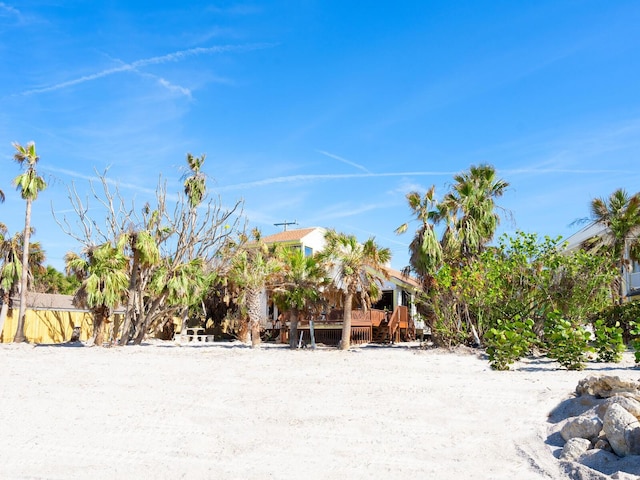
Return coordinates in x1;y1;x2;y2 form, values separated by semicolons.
1;292;124;344
565;223;640;300
261;227;421;344
261;227;327;257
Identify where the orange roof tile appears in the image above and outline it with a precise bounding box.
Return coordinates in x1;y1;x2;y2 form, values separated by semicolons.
261;227;320;244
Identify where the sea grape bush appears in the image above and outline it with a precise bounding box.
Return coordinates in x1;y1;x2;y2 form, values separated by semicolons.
544;312;593;370
592;319;625;363
485;316;536;370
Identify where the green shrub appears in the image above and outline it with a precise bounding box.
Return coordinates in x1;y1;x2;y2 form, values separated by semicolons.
592;319;625;363
630;321;640;364
591;300;640;344
544;312;592;370
485;316;535;370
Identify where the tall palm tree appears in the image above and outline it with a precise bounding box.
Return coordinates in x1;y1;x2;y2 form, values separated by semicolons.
584;188;640;304
318;230;391;350
228;240;281;348
66;243;129;346
440;164;508;262
12;141;47;342
395;185;444;280
273;248;328;349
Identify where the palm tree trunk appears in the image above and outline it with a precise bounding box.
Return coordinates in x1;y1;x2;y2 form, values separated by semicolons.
88;306;108;347
619;259;627;305
248;288;262;348
119;279;138;346
14;198;32;343
133;292;167;345
340;293;353;350
289;309;299;349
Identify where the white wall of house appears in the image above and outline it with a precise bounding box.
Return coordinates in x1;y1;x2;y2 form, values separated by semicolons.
299;227;327;256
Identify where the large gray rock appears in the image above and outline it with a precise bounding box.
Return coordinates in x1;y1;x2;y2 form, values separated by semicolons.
576;375;640;399
561;415;603;442
577;448;622;473
560;437;591;461
597;395;640;421
603;403;640;457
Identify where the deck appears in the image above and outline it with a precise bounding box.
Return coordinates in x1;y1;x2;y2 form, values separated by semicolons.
273;306;414;346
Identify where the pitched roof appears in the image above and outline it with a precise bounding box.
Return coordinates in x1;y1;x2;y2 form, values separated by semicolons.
261;227;320;244
381;266;422;290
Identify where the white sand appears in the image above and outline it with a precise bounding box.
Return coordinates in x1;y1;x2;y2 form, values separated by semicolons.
0;341;637;479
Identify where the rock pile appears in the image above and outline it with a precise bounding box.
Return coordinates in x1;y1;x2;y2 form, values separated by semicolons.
549;375;640;479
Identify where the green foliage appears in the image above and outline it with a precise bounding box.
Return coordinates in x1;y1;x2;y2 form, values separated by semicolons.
592;319;625;363
592;301;640;344
33;265;80;294
484;316;536;370
544;312;593;370
630;321;640;364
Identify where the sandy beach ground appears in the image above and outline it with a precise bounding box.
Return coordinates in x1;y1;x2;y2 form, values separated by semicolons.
0;341;637;479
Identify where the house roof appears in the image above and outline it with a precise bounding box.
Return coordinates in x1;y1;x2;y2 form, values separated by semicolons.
8;292;125;314
564;222;608;251
26;292;76;311
261;227;322;244
381;266;422;290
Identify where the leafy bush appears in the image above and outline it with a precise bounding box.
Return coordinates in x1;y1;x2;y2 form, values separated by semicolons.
592;301;640;344
485;316;536;370
592;319;625;363
544;312;593;370
629;321;640;364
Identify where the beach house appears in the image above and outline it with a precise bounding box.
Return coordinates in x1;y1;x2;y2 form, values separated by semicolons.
260;227;421;345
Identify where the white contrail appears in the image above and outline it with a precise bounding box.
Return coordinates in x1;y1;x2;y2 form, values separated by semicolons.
317;150;371;173
18;43;276;96
219;166;640;192
219;171;457;191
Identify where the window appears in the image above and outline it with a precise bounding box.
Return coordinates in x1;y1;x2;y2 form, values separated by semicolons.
304;246;313;257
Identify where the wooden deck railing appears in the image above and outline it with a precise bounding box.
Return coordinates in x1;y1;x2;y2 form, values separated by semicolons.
295;326;371;346
388;305;408;342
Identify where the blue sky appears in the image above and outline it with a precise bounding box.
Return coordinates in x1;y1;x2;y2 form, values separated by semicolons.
1;1;639;272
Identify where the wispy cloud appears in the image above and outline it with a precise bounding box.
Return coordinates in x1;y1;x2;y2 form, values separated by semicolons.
207;4;262;15
44;166;161;198
503;167;639;176
313;202;390;222
219;171;457;191
18;43;276;96
0;2;19;16
317;150;371;173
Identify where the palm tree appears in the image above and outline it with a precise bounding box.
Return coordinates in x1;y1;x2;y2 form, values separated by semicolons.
273;248;328;349
318;230;391;350
0;227;21;339
117;227;161;345
228;239;281;348
440;164;509;262
132;258;209;344
66;243;129;346
584;188;640;304
183;153;207;209
0;229;47;340
395;186;444;281
12;141;47;342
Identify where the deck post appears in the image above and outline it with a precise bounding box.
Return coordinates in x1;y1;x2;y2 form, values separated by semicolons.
309;319;316;349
